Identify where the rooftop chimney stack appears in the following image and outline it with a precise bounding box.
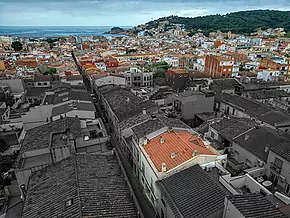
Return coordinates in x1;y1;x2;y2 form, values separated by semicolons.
193;149;199;157
265;145;269;153
142;108;146;115
143;137;148;145
162;163;167;172
160;136;165;144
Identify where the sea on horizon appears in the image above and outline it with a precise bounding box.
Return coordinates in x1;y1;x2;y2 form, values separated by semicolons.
0;26;132;37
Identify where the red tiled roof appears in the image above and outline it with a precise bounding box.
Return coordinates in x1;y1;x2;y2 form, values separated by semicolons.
66;75;82;81
143;130;215;172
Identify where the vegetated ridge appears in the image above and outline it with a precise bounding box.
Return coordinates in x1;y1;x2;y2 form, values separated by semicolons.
136;10;290;36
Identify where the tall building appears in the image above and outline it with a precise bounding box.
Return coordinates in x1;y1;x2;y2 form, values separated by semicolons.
124;67;153;87
205;55;234;78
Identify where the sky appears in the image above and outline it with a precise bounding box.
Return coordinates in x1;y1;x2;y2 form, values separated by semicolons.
0;0;290;26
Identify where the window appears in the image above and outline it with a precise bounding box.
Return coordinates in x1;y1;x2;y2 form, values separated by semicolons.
142;162;145;174
232;108;235;115
246;159;251;167
127;77;130;81
285;183;290;196
58;92;69;97
37;82;42;86
161;209;165;218
211;131;215;139
223;69;226;71
89;130;97;139
161;194;166;207
151;178;154;193
274;157;283;169
43;82;48;85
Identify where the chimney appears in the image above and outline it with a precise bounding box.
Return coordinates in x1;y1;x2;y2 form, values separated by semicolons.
142;108;146;115
160;136;165;144
171;152;177;159
265;145;269;153
162;163;167;172
193;149;199;157
143;137;148;145
244;134;249;141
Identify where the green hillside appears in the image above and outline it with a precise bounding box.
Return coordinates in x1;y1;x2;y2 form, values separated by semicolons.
142;10;290;36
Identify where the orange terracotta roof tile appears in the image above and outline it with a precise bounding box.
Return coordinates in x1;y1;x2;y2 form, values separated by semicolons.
143;130;215;172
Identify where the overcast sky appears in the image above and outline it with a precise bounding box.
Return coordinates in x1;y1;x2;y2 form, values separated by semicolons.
0;0;290;26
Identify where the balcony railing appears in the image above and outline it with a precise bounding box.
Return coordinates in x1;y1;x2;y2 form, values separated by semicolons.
270;163;282;174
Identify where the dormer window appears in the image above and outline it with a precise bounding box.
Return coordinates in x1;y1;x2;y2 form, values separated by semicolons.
65;199;73;208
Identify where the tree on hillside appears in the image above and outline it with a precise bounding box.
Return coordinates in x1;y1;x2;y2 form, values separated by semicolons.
44;68;57;75
143;10;290;34
11;41;23;51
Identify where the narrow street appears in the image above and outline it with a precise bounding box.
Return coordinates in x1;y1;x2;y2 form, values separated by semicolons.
94;102;157;218
73;52;157;218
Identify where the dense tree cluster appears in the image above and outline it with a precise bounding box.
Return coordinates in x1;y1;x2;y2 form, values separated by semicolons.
43;67;57;75
11;41;23;51
145;10;290;36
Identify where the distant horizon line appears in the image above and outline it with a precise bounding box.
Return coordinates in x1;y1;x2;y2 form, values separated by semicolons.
0;26;133;27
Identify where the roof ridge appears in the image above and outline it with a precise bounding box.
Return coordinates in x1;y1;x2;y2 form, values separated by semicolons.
172;130;193;151
174;130;208;152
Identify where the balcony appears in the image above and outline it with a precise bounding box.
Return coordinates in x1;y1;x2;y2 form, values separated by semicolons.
270;163;282;174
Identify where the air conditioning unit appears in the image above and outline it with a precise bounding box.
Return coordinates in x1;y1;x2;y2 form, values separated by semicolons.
257;159;264;167
280;175;286;183
276;168;281;173
205;166;213;172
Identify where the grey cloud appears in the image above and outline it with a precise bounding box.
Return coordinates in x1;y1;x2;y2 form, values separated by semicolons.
1;0;290;26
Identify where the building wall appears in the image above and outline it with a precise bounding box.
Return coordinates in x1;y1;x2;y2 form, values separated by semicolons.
157;196;175;218
76;137;109;153
257;70;280;82
165;70;189;91
0;60;6;71
219;102;250;118
124;72;153;87
51;146;71;163
180;95;214;120
33;81;51;88
266;150;290;194
60;79;83;86
208;126;224;143
0;79;25;93
94;76;126;87
223;198;245;218
52;110;95;121
232;141;265;167
205;56;234;79
139;143;159;208
22;105;53;130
